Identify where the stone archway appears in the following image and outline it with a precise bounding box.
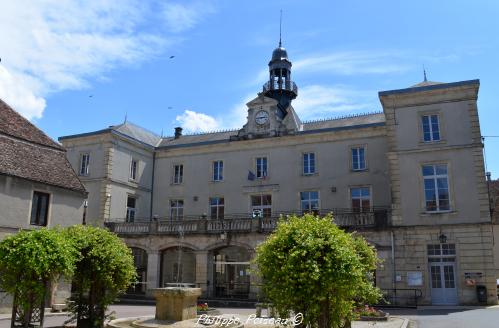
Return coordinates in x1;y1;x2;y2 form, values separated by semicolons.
211;246;251;299
160;247;196;286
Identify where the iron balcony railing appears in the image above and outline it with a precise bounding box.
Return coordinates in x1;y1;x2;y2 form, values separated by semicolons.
104;207;391;235
263;80;298;95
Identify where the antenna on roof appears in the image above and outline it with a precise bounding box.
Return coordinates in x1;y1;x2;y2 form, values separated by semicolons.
423;65;428;82
279;9;282;47
124;112;128;123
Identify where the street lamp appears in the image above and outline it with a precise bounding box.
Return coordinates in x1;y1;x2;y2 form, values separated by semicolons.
82;200;88;225
439;233;447;244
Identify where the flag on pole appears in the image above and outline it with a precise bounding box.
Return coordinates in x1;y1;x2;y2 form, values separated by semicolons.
247;170;256;181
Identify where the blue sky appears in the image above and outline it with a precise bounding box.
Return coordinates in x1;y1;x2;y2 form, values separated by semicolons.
1;1;498;177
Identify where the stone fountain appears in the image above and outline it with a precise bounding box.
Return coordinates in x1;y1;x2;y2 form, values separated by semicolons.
107;287;242;328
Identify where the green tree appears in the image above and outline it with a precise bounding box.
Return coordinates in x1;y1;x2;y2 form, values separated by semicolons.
64;225;136;328
0;228;76;328
254;214;381;328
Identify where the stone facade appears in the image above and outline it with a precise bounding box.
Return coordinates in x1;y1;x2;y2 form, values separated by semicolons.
59;45;498;306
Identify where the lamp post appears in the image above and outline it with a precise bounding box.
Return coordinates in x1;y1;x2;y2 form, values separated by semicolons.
82;200;88;225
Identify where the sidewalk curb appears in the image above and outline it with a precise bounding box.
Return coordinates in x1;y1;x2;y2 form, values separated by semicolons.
0;311;70;321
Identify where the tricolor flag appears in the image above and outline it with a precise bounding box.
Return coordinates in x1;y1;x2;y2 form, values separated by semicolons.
247;170;256;181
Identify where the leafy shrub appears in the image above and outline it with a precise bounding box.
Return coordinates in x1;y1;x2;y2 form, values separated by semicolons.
254;214;381;328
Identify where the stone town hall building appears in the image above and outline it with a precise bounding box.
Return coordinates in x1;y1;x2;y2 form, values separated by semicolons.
60;43;498;306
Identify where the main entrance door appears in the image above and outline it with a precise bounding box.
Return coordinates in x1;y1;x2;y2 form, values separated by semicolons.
213;246;251;298
428;244;458;305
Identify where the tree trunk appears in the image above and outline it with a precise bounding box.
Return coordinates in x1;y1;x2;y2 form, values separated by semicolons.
318;299;330;328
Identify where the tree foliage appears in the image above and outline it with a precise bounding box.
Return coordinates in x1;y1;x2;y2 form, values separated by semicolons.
63;225;136;328
255;214;381;328
0;228;77;327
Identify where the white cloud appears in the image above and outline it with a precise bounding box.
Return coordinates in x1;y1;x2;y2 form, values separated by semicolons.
0;0;213;120
293;51;412;76
175;110;221;133
293;85;378;121
174;93;254;133
162;1;215;33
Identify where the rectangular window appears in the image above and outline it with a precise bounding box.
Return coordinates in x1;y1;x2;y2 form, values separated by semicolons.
30;191;49;226
79;153;90;176
422;114;441;142
213;161;223;181
173;164;183;184
130;159;138;181
423;164;450;212
251;194;272;218
210;197;225;219
351;187;371;212
351;147;366;171
170;199;184;220
303;153;316;175
256;157;268;178
300;191;319;214
126;196;136;222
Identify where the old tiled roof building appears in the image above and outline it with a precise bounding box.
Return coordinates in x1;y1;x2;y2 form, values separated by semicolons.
0;99;87;312
0;99;86;235
60;42;498;306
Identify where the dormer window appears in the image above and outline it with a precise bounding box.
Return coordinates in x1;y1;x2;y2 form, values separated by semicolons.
422;114;441;142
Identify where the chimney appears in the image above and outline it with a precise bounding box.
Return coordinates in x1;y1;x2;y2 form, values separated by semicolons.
174;127;183;139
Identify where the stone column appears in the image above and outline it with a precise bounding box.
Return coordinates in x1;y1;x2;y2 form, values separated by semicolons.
195;251;209;297
146;250;161;295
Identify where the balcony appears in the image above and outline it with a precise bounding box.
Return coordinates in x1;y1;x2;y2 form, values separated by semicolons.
262;80;298;95
105;208;390;236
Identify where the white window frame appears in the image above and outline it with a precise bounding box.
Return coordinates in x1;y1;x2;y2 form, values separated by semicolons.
173;164;184;184
213;160;224;182
251;194;272;218
130;159;138;181
126;196;136;222
255;157;268;179
303;152;316;175
170;199;184;220
422;163;450;212
300;191;320;214
351;146;366;171
350;186;371;213
421;114;441;142
209;197;225;219
79;153;90;176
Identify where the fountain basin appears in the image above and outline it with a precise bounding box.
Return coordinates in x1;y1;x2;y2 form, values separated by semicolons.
152;288;201;321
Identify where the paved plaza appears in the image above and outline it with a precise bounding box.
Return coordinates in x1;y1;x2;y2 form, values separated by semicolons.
2;304;499;327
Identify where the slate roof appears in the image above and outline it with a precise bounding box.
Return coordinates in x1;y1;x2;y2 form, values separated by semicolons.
302;112;385;131
0;99;86;194
111;122;162;147
60;112;385;150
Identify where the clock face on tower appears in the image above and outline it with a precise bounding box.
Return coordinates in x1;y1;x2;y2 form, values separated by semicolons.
255;110;269;125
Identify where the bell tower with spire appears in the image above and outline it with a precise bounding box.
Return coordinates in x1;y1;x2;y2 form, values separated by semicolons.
262;13;298;119
236;12;302;140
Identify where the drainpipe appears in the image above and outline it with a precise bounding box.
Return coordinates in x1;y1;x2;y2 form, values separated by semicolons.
149;151;156;220
391;230;396;290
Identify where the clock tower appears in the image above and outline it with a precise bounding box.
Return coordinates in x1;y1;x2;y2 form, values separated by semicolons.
235;40;301;140
262;40;298;118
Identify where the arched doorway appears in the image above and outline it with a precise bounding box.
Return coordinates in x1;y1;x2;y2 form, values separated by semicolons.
129;247;147;294
160;247;196;286
212;246;251;298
